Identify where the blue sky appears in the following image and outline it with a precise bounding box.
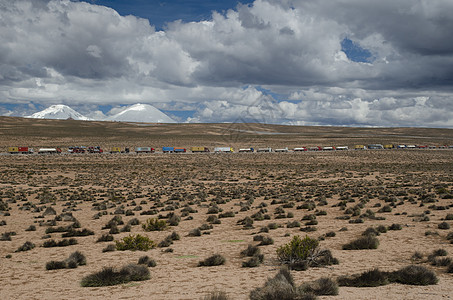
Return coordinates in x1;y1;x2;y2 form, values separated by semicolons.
1;0;453;127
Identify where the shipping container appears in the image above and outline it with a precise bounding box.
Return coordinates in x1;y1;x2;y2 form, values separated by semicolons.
191;146;209;152
174;148;186;153
9;147;33;154
162;147;174;153
214;147;234;153
135;147;154;153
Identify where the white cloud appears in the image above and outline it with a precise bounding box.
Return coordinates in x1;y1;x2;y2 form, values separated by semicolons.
0;0;452;127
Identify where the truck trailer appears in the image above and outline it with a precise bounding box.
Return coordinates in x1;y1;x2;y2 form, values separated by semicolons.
135;147;155;153
190;147;210;153
214;147;234;153
8;147;34;154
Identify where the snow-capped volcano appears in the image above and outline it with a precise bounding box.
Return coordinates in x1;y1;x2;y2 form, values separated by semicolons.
26;105;90;120
105;103;176;123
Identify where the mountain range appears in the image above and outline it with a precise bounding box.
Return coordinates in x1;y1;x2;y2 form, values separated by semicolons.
26;104;176;123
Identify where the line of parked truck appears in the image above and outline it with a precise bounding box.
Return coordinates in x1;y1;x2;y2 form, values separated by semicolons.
6;143;453;155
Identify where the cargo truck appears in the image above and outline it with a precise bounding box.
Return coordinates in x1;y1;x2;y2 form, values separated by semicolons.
275;147;289;152
38;148;61;154
238;148;254;152
214;147;234;153
174;148;186;153
190;147;210;153
257;147;273;152
135;147;155;153
293;147;307;152
8;147;34;154
162;147;174;153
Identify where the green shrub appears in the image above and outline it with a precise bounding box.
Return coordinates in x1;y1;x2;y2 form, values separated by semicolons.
115;234;156;251
198;254;226;267
46;251;86;270
142;218;167;231
241;245;261;257
342;235;379;250
242;255;264;268
62;228;95;237
102;244;116;252
277;235;319;265
68;251;86;266
389;224;403;231
81;264;150;287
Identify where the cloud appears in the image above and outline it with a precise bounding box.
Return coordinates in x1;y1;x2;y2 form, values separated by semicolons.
0;0;452;127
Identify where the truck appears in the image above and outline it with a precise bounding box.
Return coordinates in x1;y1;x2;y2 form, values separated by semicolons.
162;147;174;153
135;147;155;153
111;147;121;153
38;148;61;154
8;147;34;154
68;146;87;153
274;147;289;152
238;148;254;152
354;145;366;150
88;146;103;153
190;146;210;153
257;147;273;153
214;147;234;153
322;146;335;151
367;144;384;150
293;147;307;152
174;148;186;153
335;146;349;151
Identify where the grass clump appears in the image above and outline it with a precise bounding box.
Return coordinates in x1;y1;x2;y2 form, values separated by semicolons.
202;290;230;300
96;234;114;243
80;264;150;287
342;235;379;250
250;267;316;300
338;265;438;287
277;235;318;265
300;277;339;296
15;241;35;252
138;255;157;267
198;254;226;267
142;218;167;231
46;251;86;270
115;234;156;251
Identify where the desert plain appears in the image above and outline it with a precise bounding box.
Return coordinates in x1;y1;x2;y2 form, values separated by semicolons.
1;117;453;299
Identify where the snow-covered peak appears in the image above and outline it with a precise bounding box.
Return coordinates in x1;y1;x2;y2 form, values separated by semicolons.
26;105;90;120
106;103;176;123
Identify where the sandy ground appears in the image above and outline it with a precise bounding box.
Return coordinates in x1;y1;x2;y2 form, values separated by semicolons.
1;151;453;299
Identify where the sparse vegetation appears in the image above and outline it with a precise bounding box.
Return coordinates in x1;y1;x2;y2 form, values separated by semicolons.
80;264;150;287
115;234;156;251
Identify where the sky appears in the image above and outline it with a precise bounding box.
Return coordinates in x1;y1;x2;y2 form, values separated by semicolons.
1;0;453;127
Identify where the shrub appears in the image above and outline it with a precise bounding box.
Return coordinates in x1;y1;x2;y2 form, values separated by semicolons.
393;265;438;285
325;231;336;237
389;224;403;231
81;264;150;287
300;277;339;296
362;227;380;236
115;234;156;251
376;225;387;233
62;228;95;237
142;218;167;231
198;254;226;267
15;241;35;252
428;248;448;262
68;251;86;266
431;257;452;266
25;225;36;231
219;211;235;218
241;245;261;257
207;215;221;224
96;234;114;243
138;255;157;267
46;260;67;270
447;263;453;273
250;267;316;300
188;228;202;236
438;222;451;230
277;235;319;265
102;244;116;252
202;290;230;300
338;268;389;287
342;235;379;250
242;255;264;268
128;218;140;226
